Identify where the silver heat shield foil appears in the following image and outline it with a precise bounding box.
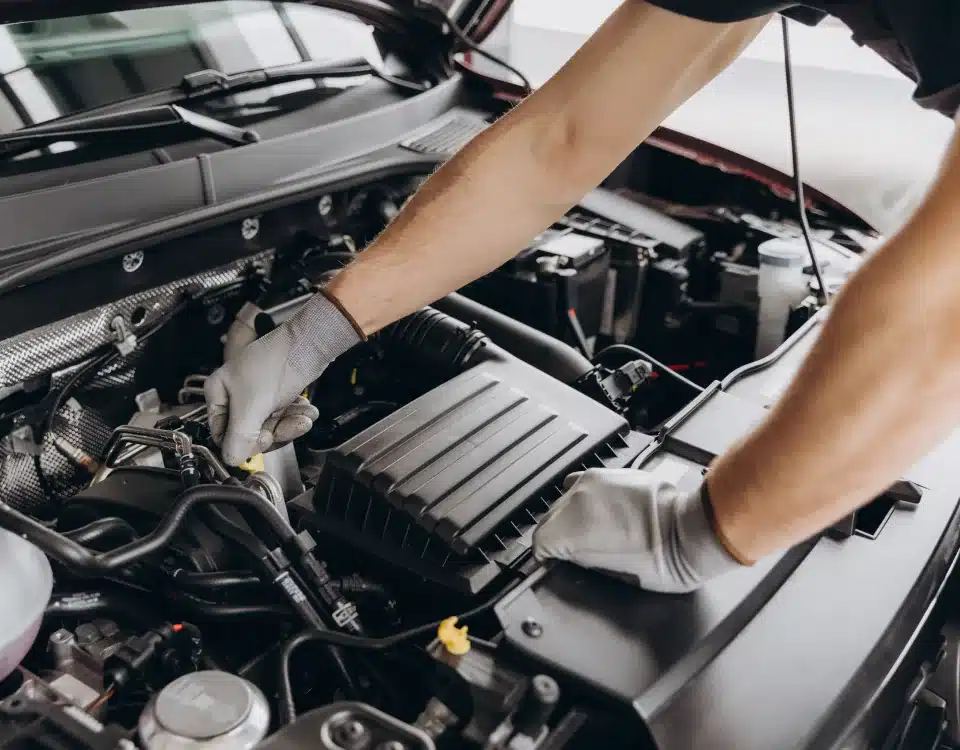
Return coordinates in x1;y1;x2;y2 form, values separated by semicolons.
0;252;272;388
0;252;273;514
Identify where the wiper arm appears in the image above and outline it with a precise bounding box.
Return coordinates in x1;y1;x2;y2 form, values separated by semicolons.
47;59;427;125
179;58;424;99
0;104;259;161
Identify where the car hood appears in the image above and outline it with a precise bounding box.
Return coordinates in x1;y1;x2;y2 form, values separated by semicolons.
0;0;512;44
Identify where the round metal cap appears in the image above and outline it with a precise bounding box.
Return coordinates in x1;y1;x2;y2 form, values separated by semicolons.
757;238;809;268
154;672;253;740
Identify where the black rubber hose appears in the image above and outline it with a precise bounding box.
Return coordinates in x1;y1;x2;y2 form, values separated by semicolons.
170;569;263;595
433;293;594;383
173;591;293;620
63;517;138;547
0;484;296;576
379;306;494;371
45;588;159;626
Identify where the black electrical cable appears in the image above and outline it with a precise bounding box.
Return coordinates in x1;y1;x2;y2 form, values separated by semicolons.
277;576;521;655
275;575;522;723
417;1;533;95
781;16;830;304
593;344;704;393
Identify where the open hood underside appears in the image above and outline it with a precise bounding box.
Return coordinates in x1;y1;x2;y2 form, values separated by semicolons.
0;0;512;43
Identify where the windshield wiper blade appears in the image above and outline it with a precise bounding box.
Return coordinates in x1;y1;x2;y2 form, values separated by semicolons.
0;104;259;160
180;59;393;98
44;59;426;126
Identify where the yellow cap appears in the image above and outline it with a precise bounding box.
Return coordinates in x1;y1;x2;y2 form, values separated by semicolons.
239;454;265;473
437;617;470;656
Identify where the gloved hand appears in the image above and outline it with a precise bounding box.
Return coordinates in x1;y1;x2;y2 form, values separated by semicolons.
532;469;746;593
205;291;363;466
223;301;269;363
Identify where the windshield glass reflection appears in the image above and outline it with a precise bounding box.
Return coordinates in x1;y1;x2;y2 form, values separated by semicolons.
0;1;383;133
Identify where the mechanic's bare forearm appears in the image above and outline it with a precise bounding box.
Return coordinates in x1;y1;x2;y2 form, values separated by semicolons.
709;124;960;562
327;2;767;335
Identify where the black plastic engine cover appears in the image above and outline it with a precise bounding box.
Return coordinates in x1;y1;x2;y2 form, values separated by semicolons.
496;315;960;750
298;356;651;593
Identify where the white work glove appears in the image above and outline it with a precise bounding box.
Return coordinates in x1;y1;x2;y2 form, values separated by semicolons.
223;301;268;363
205;292;362;466
532;469;745;593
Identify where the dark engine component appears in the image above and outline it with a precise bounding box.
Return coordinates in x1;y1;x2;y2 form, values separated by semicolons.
60;467;237;574
256;703;434;750
297;309;651;594
460;229;612;353
0;697;132;749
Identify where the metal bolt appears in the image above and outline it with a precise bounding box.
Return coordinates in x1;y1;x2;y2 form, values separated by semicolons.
206;304;226;326
317;194;333;216
521;619;543;638
50;630;71;643
332;720;367;748
122;251;144;273
241;217;260;240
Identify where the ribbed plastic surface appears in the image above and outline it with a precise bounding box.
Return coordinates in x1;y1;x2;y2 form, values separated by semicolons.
399;114;488;157
302;359;651;593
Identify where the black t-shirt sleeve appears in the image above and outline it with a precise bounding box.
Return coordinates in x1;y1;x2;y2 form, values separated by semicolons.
644;0;826;25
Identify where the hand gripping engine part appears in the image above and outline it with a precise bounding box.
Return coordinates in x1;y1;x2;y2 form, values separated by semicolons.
0;527;53;682
300;306;652;594
138;671;270;749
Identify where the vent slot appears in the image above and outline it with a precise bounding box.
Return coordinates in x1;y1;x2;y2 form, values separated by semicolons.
828;480;923;541
400;115;489;156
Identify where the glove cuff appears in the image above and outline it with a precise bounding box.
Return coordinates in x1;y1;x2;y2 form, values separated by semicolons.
284;292;362;381
699;480;755;566
315;287;367;341
677;481;751;580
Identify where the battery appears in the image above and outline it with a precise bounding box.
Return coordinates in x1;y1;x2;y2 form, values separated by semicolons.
460;231;611;353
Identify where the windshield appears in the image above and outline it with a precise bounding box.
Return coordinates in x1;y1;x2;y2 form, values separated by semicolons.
0;1;384;133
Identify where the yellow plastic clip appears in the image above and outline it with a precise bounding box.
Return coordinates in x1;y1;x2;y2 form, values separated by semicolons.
437;617;470;656
239;454;265;474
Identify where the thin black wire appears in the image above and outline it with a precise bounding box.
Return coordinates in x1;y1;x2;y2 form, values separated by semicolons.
275;576;522;724
420;1;533;95
593;344;704;393
781;16;830;304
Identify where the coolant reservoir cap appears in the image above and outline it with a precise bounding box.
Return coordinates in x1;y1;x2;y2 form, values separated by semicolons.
757;238;809;268
141;671;270;748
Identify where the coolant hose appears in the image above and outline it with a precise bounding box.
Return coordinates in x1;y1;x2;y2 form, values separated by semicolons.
433;293;594;383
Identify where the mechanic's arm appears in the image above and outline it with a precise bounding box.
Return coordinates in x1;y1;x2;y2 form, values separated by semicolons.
327;1;766;333
707;116;960;563
207;2;767;465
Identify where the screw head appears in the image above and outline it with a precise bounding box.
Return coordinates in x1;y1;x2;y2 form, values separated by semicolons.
521;619;543;638
241;217;260;240
206;304;226;326
122;251;144;273
332;720;367;748
317;194;333;216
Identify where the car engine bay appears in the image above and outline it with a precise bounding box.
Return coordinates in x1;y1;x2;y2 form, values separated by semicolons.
1;148;957;750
